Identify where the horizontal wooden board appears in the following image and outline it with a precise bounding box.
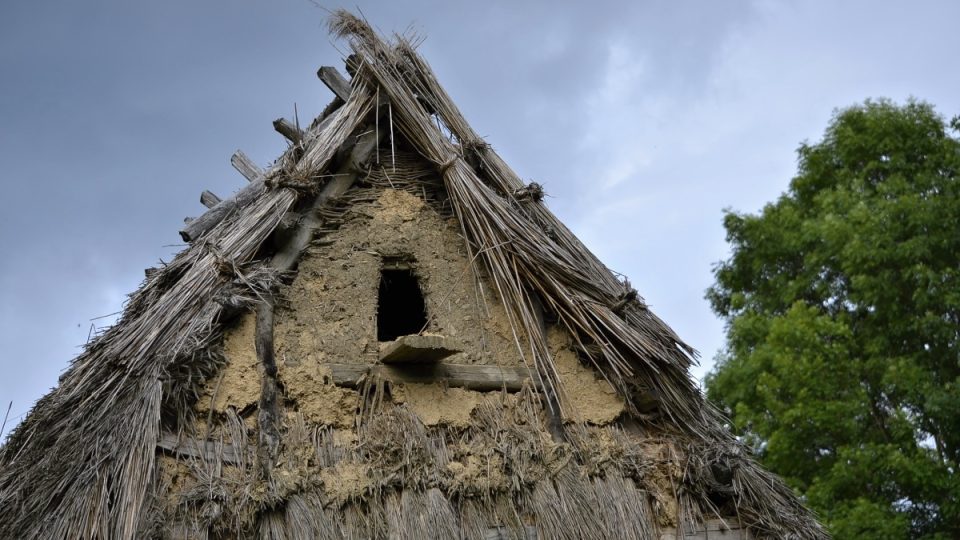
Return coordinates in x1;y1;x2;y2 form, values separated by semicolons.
327;362;535;392
379;335;462;364
156;433;248;466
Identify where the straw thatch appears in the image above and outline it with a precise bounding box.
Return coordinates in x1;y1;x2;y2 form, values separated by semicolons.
0;11;827;540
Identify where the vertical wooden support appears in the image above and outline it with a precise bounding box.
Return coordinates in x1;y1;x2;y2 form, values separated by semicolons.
255;297;281;478
268;127;383;273
530;294;564;441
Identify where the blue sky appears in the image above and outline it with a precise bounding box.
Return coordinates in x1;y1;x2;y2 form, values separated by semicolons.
2;0;959;436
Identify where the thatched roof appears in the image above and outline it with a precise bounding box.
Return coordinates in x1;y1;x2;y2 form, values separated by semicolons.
0;11;827;540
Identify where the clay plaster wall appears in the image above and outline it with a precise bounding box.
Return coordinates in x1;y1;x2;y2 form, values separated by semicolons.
277;186;526;369
198;185;622;430
159;186;703;536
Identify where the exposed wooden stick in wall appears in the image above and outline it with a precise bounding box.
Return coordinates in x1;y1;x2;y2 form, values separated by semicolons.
255;296;280;478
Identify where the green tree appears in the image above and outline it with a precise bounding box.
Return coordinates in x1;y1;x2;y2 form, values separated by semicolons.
706;100;960;539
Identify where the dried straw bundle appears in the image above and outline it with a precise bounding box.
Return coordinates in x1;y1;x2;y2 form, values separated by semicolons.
0;84;373;539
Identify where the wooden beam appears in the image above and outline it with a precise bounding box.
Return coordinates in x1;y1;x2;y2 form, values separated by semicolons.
180;177;265;242
317;66;352;101
531;294;564;440
268;126;382;272
327;362;535;392
178;90;351;244
156;433;247;466
200;190;222;208
230;150;262;183
256;298;281;478
273;118;303;145
379;335;461;365
179;150;271;241
179;109;346;243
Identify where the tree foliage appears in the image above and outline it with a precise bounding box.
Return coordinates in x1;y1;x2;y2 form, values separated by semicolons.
706;100;960;539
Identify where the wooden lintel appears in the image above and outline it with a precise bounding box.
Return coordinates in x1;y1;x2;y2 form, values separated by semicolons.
327;362;535;392
256;298;281;477
230;150;263;183
380;258;413;271
273;118;303;145
379;335;462;365
156;433;247;466
317;66;352;101
200;190;222;208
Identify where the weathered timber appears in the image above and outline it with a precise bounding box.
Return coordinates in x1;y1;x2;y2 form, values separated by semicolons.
156;433;247;466
179;150;265;241
532;294;565;440
230;150;262;183
179;177;265;242
379;334;462;364
327;362;535;392
255;299;280;478
273;118;303;145
179;114;340;243
179;93;347;243
268;127;382;272
317;66;352;101
200;190;222;208
660;519;750;540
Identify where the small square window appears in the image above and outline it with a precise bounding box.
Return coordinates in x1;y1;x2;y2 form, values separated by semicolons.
376;267;427;342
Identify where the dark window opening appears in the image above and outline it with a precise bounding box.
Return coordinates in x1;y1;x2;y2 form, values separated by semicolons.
377;268;427;342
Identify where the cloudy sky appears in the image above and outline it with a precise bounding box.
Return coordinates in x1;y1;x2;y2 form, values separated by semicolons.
2;0;958;436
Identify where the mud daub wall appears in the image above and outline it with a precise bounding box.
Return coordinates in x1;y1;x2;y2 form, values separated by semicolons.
278;186;521;368
156;177;714;537
152;173;750;538
198;182;623;428
156;390;694;539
